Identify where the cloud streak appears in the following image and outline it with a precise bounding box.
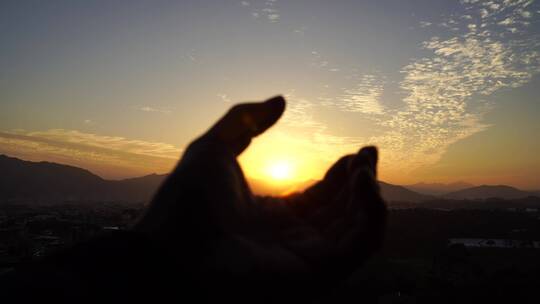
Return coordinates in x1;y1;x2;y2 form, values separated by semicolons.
242;0;280;23
0;129;181;179
137;106;171;114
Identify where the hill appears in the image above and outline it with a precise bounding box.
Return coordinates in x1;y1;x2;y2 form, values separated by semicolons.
8;154;537;206
1;154;434;203
0;155;163;203
0;154;106;201
405;181;474;196
379;182;433;203
443;185;536;200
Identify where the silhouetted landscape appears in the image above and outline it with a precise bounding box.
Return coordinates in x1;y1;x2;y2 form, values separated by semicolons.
2;154;540;302
2;154;539;207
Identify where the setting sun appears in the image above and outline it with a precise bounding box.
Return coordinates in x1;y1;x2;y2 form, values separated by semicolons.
267;161;293;181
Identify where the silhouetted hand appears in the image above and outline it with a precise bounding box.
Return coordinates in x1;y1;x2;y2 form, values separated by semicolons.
135;96;387;299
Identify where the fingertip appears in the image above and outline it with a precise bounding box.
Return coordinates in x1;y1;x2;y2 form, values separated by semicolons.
359;146;378;165
264;95;286;117
254;95;286;136
350;146;378;177
265;95;286;106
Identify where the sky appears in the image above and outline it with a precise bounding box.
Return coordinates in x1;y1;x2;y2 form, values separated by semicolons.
1;0;539;191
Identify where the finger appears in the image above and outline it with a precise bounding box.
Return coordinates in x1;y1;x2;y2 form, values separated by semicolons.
293;146;379;223
205;95;286;156
349;146;378;177
289;154;354;217
337;167;387;268
297;146;378;210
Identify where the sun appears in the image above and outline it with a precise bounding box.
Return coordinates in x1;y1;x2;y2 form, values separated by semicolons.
267;161;294;181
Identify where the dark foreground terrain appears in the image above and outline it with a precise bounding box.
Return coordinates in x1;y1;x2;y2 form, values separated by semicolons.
1;202;539;303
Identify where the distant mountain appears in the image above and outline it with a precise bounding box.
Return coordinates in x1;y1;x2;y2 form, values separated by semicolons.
10;154;534;206
0;155;164;203
443;185;537;200
107;174;167;202
405;181;474;196
379;182;433;203
0;154;106;201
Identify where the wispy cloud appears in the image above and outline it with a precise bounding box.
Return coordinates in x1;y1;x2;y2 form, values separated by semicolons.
217;93;231;103
293;26;308;35
241;0;280;23
137;106;171;114
368;0;540;172
419;21;432;28
336;74;385;114
309;50;342;73
277;0;540;179
0;129;181;178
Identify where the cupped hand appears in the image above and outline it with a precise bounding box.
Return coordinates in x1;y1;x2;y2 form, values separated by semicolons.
134;95;387;297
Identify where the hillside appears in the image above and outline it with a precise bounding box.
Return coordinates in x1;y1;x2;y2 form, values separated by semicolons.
379;182;433;203
5;154;537;206
0;155;163;203
405;182;474;196
444;185;536;200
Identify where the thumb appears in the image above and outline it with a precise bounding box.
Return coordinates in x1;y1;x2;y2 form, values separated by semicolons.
205;95;286;155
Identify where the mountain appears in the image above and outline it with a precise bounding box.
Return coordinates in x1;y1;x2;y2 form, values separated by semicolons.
0;154;106;201
107;174;167;202
0;155;164;203
443;185;537;200
0;154;461;204
379;182;433;203
405;181;474;196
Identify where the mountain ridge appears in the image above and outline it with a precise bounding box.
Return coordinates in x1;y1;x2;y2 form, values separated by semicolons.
405;181;474;196
443;184;536;200
1;154;537;204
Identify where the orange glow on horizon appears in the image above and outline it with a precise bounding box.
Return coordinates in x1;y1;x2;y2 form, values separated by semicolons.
266;160;294;181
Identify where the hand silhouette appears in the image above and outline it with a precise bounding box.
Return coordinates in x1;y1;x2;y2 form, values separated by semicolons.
134;95;387;300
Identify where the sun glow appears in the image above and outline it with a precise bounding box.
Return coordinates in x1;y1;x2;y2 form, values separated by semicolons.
267;161;294;181
238;129;347;195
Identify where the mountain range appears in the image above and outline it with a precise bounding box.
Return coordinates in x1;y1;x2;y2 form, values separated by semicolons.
442;185;536;200
0;154;538;204
405;182;474;196
0;155;165;203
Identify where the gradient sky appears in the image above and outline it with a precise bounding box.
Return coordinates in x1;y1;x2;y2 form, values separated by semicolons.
1;0;539;190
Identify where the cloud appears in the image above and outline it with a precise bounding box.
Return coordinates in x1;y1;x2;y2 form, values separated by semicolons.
267;13;280;22
336;74;385;114
137;106;171;114
234;0;539;185
245;0;540;182
242;0;280;23
293;26;308;34
0;129;181;179
309;50;342;73
368;0;540;173
217;93;231;103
